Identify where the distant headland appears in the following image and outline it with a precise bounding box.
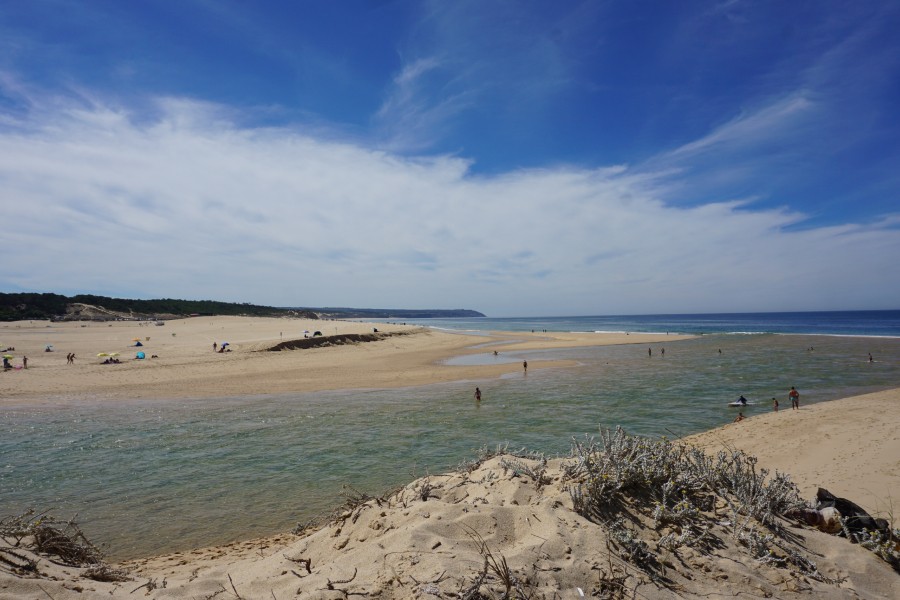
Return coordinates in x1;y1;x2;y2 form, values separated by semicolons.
301;306;485;320
0;292;485;322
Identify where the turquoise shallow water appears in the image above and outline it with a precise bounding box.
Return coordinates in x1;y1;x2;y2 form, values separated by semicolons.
2;332;899;559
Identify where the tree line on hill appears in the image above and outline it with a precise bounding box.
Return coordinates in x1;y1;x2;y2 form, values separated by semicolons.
0;293;485;322
0;293;300;321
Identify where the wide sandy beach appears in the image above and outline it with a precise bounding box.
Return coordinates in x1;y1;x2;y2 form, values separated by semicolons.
0;316;690;403
1;318;898;598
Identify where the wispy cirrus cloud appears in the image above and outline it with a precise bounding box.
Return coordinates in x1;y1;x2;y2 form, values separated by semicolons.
664;94;815;160
373;56;476;151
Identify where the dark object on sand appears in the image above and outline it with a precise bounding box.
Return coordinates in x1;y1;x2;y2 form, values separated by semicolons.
816;488;890;536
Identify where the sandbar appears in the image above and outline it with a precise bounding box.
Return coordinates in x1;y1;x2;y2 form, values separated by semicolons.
0;316;692;403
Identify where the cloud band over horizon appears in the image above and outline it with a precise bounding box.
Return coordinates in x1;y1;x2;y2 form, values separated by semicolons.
1;94;897;316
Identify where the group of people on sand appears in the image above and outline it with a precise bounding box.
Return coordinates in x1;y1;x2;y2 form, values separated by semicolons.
2;355;27;370
734;386;801;422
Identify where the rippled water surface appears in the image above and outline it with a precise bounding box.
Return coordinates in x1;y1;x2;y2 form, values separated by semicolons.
2;332;898;559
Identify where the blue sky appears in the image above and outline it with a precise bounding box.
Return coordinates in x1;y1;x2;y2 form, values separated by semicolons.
1;1;898;316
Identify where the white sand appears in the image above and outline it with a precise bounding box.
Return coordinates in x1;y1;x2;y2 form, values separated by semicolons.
683;387;900;517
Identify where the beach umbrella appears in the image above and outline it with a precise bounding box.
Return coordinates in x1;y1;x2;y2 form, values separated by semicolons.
135;351;145;359
2;354;12;359
132;338;141;342
110;352;120;357
97;352;109;357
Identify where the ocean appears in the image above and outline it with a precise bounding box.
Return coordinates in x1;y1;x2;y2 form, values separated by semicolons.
2;310;898;559
372;309;900;337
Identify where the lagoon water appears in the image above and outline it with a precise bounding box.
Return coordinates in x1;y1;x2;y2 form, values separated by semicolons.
2;311;899;559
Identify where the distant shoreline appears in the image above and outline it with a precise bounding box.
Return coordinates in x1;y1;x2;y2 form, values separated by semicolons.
363;309;900;337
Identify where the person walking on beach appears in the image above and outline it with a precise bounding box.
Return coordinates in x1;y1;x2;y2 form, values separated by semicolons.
474;387;482;402
213;342;217;352
772;397;779;412
789;386;800;410
22;356;27;369
523;360;528;373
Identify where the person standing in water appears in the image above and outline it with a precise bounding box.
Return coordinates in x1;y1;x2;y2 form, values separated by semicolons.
474;387;482;402
523;360;528;373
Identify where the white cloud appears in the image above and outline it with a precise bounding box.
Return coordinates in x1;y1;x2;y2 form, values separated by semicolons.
374;55;476;152
664;94;814;160
1;96;898;316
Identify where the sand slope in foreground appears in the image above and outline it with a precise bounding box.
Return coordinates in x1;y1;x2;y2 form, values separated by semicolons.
684;388;900;517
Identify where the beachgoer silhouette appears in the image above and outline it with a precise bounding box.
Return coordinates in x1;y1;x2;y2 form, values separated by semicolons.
868;353;873;363
772;397;779;412
523;360;528;373
789;386;800;410
734;412;745;423
648;348;652;357
474;387;482;401
213;342;217;352
22;356;27;369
